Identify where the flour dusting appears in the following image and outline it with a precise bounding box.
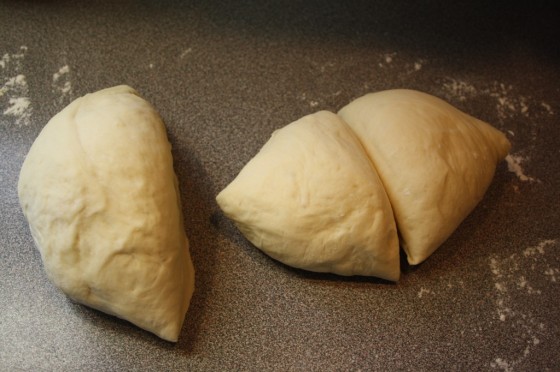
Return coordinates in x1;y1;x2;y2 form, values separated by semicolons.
3;96;31;117
544;268;558;282
180;48;193;59
298;92;324;109
441;78;556;186
417;287;434;298
1;46;32;126
540;102;553;115
441;78;553;123
52;64;73;103
505;154;536;182
489;239;557;370
491;358;512;372
376;52;397;69
442;79;477;102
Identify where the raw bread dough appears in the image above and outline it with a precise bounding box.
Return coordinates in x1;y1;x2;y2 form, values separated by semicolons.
216;111;400;281
18;85;194;342
338;89;511;265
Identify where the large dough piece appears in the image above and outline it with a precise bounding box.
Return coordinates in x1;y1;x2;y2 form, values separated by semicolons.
18;85;194;342
216;111;400;281
338;89;511;265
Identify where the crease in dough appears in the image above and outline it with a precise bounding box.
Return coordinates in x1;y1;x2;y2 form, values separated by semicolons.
18;85;194;341
339;89;511;265
217;111;400;281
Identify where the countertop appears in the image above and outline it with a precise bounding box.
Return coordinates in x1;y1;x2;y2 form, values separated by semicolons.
1;1;559;370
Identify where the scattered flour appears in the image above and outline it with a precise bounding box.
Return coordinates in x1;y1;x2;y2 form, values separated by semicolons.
3;97;31;117
377;52;426;75
52;64;72;103
540;102;553;115
298;91;336;109
442;79;478;102
441;78;555;186
1;46;32;126
441;78;553;123
417;287;434;298
377;52;397;68
489;239;557;370
522;240;555;257
180;48;193;59
505;154;536;182
491;358;512;372
543;268;558;282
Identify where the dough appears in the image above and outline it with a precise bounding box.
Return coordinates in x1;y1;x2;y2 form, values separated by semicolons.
216;111;400;281
18;85;194;342
338;89;511;265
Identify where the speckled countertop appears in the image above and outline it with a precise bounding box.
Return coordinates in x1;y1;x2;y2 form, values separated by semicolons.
1;1;559;370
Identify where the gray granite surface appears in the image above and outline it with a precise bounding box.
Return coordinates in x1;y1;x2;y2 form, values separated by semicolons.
1;1;559;370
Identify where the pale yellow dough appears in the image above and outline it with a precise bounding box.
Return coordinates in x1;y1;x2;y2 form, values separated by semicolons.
339;89;511;265
216;111;400;281
18;85;194;342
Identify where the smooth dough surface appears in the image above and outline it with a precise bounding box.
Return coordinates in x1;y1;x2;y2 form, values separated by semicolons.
216;111;400;281
18;85;194;342
338;89;511;265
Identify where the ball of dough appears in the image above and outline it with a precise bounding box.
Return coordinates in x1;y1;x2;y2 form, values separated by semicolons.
18;85;194;342
216;111;400;281
338;89;511;265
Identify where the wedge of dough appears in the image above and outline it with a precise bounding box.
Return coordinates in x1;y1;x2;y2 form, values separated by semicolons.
338;89;511;265
18;85;194;342
216;111;400;281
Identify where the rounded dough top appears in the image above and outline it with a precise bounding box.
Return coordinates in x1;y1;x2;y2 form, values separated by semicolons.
18;85;194;341
339;89;511;265
217;110;400;280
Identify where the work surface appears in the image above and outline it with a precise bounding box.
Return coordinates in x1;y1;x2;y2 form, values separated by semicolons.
1;1;559;370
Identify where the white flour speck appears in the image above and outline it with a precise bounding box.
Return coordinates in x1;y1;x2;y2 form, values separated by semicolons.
544;268;558;282
298;92;322;108
442;78;478;102
489;239;557;370
3;97;30;117
1;46;32;126
417;287;433;298
52;64;72;103
540;102;553;115
505;154;536;182
441;78;553;124
414;62;422;71
53;65;70;82
180;48;192;59
491;357;512;371
523;239;555;257
495;282;507;292
0;54;10;69
517;276;541;295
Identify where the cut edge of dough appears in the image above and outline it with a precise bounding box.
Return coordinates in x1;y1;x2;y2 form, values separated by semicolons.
216;110;401;281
